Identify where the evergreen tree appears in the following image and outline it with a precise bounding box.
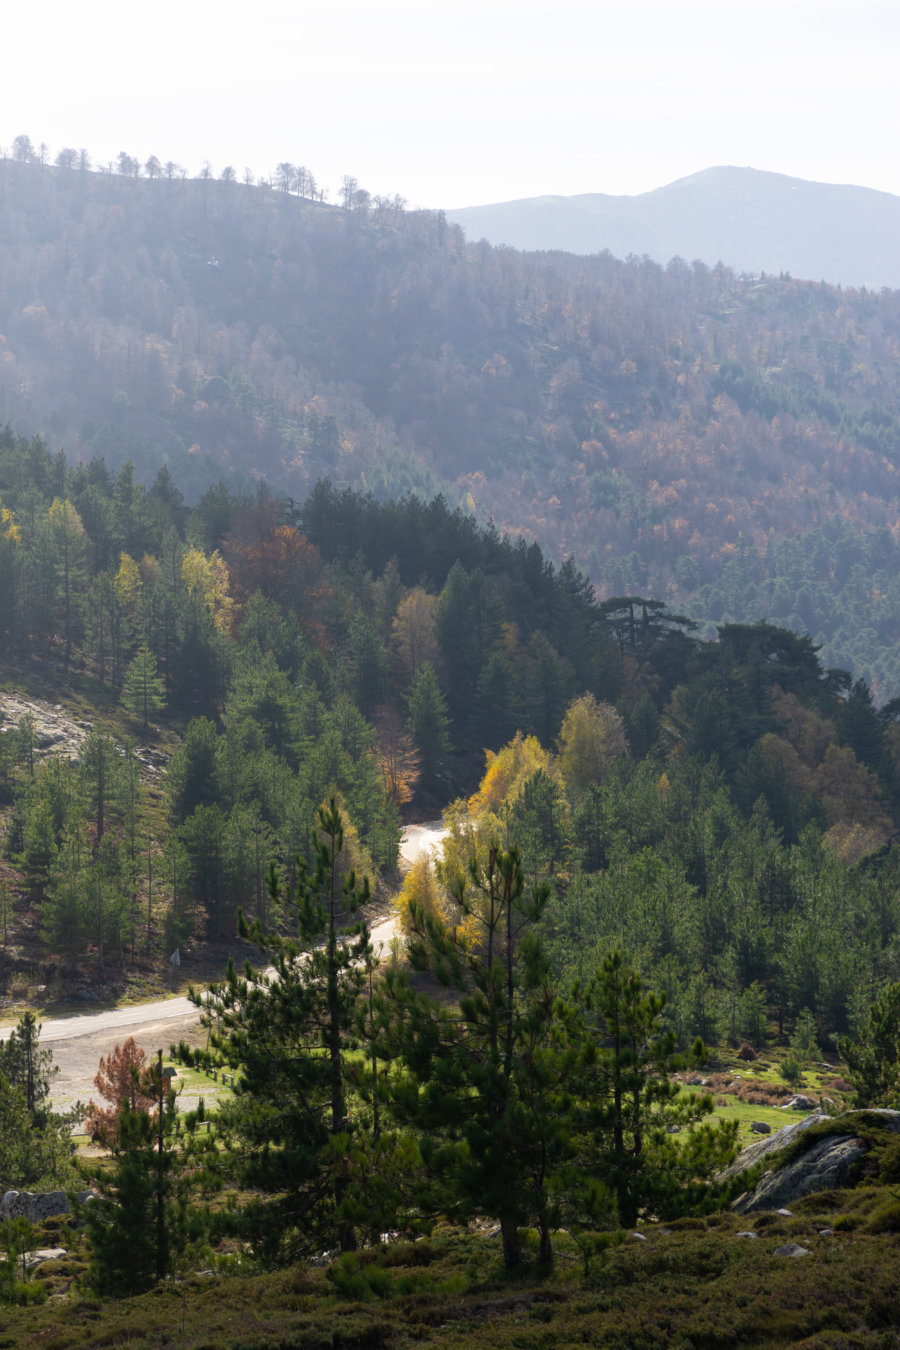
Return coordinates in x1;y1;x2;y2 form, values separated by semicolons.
386;843;558;1267
82;1059;190;1297
566;952;737;1229
186;798;373;1261
407;662;451;795
122;644;166;726
840;981;900;1107
0;1012;56;1118
0;1018;77;1188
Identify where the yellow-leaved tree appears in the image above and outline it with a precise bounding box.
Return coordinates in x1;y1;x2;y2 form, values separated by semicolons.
394;852;445;936
114;551;143;658
45;497;86;669
468;732;555;820
390;587;439;687
0;496;20;545
0;496;20;638
557;693;628;800
181;547;233;634
114;551;142;617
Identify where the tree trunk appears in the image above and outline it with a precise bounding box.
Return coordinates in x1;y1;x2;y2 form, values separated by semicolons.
500;1218;522;1268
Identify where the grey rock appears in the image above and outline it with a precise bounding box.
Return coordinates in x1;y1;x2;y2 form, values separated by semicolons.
732;1135;866;1215
776;1208;793;1217
750;1121;772;1134
775;1243;810;1257
22;1248;67;1273
1;1190;93;1222
718;1112;832;1183
782;1094;818;1112
736;1231;758;1239
629;1230;647;1241
856;1108;900;1132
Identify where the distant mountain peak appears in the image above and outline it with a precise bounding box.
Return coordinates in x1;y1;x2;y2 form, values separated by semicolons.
447;168;900;288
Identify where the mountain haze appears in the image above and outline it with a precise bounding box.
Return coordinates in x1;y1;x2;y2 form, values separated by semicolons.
447;167;900;290
4;157;900;691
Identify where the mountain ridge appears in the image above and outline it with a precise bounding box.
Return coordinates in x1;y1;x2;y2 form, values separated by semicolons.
446;166;900;289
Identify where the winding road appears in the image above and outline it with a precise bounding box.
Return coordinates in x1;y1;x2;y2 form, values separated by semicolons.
1;821;447;1111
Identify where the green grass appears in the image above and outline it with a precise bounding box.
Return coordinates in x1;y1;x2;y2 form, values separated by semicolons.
711;1097;798;1148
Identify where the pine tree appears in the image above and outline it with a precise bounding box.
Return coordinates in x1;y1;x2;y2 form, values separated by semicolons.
840;981;900;1107
82;1058;188;1296
0;1012;56;1118
407;662;451;794
186;797;373;1261
0;1019;78;1188
122;643;166;726
565;952;737;1230
385;843;559;1267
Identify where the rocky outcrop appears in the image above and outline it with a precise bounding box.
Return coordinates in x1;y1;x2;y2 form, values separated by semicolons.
0;692;167;779
0;1189;93;1222
719;1111;832;1184
23;1247;67;1273
726;1109;900;1215
0;693;90;759
732;1134;867;1214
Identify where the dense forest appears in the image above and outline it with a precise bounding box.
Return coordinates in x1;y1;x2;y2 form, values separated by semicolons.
3;150;900;692
3;426;900;1331
1;426;900;1046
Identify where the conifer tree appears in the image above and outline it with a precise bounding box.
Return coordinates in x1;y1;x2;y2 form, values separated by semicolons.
0;1012;56;1118
187;797;373;1261
0;1018;77;1188
386;843;558;1267
122;643;166;726
407;662;451;794
565;952;738;1230
82;1057;190;1296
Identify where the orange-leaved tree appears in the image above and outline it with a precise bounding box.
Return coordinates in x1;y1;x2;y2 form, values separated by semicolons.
84;1037;156;1143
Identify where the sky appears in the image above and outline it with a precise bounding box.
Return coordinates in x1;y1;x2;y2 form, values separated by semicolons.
3;0;899;209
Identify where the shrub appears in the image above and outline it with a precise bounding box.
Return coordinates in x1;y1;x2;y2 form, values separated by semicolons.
865;1198;900;1234
780;1056;804;1086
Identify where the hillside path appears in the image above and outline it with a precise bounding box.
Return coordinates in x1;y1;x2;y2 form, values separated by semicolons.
1;820;447;1111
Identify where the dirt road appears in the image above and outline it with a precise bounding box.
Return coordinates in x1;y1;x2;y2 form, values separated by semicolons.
0;820;447;1112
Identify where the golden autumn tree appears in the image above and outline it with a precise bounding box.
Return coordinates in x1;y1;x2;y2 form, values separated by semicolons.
45;497;86;669
181;546;234;634
394;852;445;935
114;550;143;657
468;732;555;820
390;587;440;688
0;495;20;641
557;693;628;799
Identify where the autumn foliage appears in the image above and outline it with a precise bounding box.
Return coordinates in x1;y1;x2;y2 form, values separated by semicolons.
84;1037;157;1144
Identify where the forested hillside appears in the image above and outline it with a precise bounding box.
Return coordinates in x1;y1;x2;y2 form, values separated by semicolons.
2;428;900;1055
3;154;900;691
6;431;900;1333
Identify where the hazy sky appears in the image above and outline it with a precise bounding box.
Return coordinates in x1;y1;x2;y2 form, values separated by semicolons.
4;0;898;208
